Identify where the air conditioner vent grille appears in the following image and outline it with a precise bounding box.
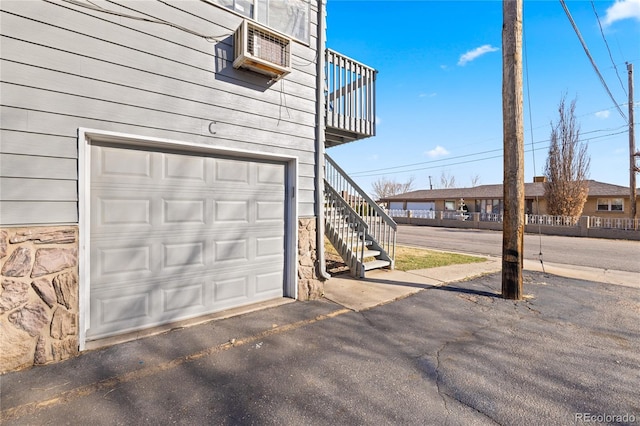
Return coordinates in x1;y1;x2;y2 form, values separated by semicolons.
247;26;290;68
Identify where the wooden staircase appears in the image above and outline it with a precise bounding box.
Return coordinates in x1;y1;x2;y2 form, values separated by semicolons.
324;155;396;278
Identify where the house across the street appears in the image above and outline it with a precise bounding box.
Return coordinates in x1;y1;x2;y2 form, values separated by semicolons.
380;179;639;219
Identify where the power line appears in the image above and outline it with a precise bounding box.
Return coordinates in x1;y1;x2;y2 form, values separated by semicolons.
591;0;627;97
524;14;545;272
523;19;538;175
58;0;227;42
350;147;505;175
394;102;631;159
347;126;628;177
559;0;627;123
348;129;628;178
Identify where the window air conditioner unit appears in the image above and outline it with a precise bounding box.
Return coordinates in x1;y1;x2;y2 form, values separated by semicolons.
233;20;292;81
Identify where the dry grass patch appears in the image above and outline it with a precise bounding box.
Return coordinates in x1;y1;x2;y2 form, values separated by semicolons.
324;238;486;274
394;245;486;271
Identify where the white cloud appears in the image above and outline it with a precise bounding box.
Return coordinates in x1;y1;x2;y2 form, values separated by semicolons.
458;44;499;66
603;0;640;26
419;92;437;98
595;110;610;119
425;145;450;158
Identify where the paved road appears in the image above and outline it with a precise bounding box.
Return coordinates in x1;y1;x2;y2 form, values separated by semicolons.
396;224;640;273
3;272;639;425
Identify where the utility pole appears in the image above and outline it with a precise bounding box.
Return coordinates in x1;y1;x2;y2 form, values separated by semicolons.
502;0;524;300
628;63;637;221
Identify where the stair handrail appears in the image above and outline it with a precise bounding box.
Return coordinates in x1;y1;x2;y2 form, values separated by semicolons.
325;154;396;230
324;182;368;277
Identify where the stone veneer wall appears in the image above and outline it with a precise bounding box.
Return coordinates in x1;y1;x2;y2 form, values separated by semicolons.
0;226;79;373
297;218;325;300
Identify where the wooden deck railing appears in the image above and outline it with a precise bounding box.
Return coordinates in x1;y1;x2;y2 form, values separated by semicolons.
325;49;376;146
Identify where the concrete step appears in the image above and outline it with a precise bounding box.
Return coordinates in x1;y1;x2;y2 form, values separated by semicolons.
362;249;381;258
364;259;391;271
350;240;372;249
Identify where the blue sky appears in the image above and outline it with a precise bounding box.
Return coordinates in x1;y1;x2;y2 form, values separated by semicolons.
325;0;640;194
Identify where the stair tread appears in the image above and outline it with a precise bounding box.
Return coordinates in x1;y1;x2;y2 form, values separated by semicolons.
362;249;381;257
363;259;391;270
350;240;372;248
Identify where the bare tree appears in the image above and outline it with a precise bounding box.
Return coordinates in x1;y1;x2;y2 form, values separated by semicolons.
371;176;415;200
439;171;456;188
470;174;481;187
544;95;590;220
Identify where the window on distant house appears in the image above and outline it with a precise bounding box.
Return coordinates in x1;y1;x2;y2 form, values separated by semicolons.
208;0;309;42
475;199;503;214
597;198;624;212
493;199;502;214
444;200;456;211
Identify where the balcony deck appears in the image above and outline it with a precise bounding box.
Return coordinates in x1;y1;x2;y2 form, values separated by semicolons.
325;49;377;147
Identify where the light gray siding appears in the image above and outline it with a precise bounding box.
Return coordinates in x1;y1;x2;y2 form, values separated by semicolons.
0;0;320;225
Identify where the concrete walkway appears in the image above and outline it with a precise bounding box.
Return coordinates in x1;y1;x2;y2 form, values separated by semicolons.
2;260;639;425
324;255;639;313
324;257;503;312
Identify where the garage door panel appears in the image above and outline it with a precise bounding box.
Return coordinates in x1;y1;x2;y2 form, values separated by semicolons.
162;241;206;269
161;282;206;313
98;198;152;226
91;263;282;339
92;198;283;234
214;276;249;302
95;291;151;328
90;259;284;295
95;244;153;277
89;144;286;340
92;190;283;229
215;159;250;183
256;271;284;296
257;163;285;185
214;239;248;262
163;198;207;224
256;201;285;222
162;154;207;182
94;146;153;179
92;232;283;280
215;200;249;223
256;236;284;258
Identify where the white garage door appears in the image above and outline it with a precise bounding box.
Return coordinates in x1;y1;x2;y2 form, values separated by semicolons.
88;144;286;340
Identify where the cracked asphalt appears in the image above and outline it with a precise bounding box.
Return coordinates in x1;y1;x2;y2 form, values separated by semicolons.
2;271;639;425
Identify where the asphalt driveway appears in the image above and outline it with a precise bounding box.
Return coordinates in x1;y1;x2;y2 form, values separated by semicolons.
2;271;639;425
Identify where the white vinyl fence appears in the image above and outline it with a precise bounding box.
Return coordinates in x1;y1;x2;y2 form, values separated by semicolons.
388;210;640;231
526;215;578;226
588;216;640;231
